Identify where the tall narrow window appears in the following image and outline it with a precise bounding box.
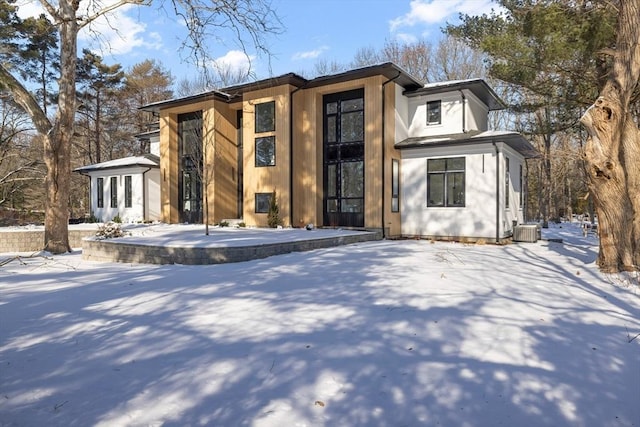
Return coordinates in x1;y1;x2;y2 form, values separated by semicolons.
124;175;132;208
505;157;510;209
391;159;399;212
255;101;276;167
427;157;465;207
426;100;441;125
97;177;104;208
519;164;524;207
110;176;118;208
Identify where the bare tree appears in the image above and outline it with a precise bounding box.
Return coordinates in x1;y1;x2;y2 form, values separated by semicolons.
580;0;640;272
0;0;281;253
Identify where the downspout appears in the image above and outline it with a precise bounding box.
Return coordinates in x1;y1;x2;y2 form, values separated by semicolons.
458;89;466;133
142;167;152;221
381;72;401;238
493;142;500;243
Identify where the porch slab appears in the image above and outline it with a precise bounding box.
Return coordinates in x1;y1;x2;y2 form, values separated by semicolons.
81;224;381;265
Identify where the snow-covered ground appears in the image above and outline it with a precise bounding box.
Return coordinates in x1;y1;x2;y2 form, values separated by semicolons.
0;223;638;427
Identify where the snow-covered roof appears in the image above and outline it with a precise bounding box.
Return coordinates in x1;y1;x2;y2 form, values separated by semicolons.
396;130;539;158
74;154;159;174
405;79;505;110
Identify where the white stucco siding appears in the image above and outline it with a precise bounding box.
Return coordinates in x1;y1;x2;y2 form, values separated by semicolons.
395;84;409;143
465;91;489;132
88;166;158;223
400;144;499;239
407;93;463;137
501;145;526;232
146;169;161;221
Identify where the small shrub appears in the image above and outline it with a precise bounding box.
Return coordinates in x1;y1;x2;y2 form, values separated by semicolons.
95;221;125;239
267;192;283;228
87;213;98;223
112;214;122;224
238;222;246;228
219;220;229;227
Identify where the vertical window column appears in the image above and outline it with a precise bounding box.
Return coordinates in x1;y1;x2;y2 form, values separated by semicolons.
124;175;132;208
391;159;399;212
110;176;118;208
255;101;276;167
97;177;104;208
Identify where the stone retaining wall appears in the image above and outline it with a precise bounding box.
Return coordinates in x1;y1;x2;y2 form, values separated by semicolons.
82;232;380;265
0;229;97;253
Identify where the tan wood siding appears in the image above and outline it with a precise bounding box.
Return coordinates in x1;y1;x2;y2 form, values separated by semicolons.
241;86;292;227
206;100;239;223
294;76;386;229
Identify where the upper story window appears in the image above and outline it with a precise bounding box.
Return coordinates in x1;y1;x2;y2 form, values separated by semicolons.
255;101;276;167
255;101;275;133
427;157;465;207
426;100;441;125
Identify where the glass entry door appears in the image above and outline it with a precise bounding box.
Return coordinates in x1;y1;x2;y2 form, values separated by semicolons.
323;89;365;227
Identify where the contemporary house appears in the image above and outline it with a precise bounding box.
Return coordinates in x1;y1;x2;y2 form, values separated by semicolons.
74;135;161;223
141;63;537;241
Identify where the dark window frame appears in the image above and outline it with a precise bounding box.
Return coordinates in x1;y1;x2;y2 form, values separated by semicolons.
255;101;275;133
519;164;524;208
255;192;272;213
255;135;276;167
110;176;118;208
505;157;510;209
426;100;442;125
96;177;104;208
427;157;466;208
391;159;400;212
124;175;132;208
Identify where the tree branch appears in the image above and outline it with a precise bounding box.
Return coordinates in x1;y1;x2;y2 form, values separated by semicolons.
0;65;52;135
78;0;151;29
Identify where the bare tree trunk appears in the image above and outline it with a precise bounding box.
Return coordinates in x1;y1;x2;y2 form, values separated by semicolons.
43;0;78;253
580;0;640;272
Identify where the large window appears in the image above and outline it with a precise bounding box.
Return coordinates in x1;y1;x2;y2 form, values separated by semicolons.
255;101;276;167
427;157;465;207
178;111;203;223
124;175;132;208
255;136;275;166
323;89;365;227
391;159;399;212
110;176;118;208
255;101;275;133
427;100;441;125
255;193;272;213
97;177;104;208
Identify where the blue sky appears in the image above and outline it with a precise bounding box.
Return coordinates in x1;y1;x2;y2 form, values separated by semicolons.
16;0;498;84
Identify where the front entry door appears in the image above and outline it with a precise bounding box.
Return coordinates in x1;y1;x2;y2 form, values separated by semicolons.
323;89;365;228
